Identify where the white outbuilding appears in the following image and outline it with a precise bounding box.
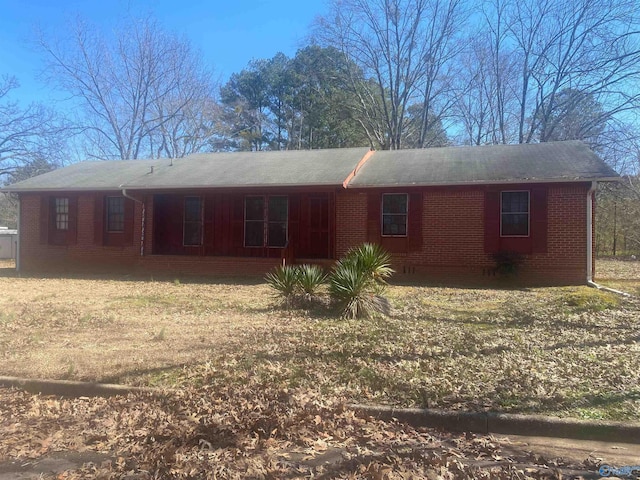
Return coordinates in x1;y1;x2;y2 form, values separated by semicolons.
0;226;17;260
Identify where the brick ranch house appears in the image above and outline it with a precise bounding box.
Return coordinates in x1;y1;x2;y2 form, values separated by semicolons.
2;140;619;285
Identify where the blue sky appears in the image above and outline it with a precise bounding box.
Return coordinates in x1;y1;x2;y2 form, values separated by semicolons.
0;0;327;104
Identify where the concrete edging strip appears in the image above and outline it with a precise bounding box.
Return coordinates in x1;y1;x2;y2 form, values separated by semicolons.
0;376;161;398
350;404;640;444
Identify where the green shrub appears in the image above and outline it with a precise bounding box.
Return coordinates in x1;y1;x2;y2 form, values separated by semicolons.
297;264;327;299
340;243;394;284
265;265;300;306
329;243;393;319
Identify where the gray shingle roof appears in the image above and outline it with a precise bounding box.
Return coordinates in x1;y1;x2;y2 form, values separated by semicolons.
348;141;618;187
1;141;618;193
2;148;371;192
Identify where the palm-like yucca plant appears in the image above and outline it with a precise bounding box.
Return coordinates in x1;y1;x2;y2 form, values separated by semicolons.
329;243;394;319
264;265;300;306
297;264;327;299
341;243;394;285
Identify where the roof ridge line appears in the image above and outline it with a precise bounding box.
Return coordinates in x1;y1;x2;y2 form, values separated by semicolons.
342;149;375;188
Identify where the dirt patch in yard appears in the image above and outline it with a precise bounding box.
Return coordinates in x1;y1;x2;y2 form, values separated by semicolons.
0;275;274;383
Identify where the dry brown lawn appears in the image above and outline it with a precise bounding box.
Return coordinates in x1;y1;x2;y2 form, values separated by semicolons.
0;263;274;383
1;259;639;478
1;257;639;421
595;256;640;294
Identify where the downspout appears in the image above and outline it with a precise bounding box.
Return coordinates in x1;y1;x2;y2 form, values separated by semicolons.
586;181;596;285
121;188;145;257
16;196;20;272
586;181;630;296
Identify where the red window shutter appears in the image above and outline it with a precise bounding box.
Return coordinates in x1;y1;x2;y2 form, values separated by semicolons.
204;196;215;247
231;195;244;249
123;198;135;245
367;192;381;243
39;196;50;245
484;190;500;253
67;196;78;245
408;192;423;251
94;195;104;245
531;186;548;253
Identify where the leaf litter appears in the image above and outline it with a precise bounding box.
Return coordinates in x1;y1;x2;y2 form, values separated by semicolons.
0;383;600;479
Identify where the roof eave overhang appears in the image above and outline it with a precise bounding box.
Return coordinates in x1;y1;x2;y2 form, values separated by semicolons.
346;176;621;188
2;182;346;193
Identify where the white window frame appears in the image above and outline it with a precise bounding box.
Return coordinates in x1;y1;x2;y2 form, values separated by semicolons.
381;193;409;237
500;190;530;237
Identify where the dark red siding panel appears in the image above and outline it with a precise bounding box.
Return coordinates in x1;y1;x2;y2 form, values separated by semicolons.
39;195;49;245
328;192;336;259
367;192;381;243
531;186;548;253
288;194;300;257
231;194;244;254
123;198;135;245
153;194;185;255
408;192;423;251
484;190;500;253
94;195;104;245
67;196;78;245
204;195;215;251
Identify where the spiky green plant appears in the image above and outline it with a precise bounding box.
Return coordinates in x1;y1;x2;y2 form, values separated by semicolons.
264;265;300;306
329;243;394;319
341;243;394;284
297;264;327;299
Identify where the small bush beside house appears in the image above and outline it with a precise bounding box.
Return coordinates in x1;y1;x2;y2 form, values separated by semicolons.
266;243;394;319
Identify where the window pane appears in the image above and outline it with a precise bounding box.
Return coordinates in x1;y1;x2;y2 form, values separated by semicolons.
268;196;288;222
184;197;201;222
55;198;69;213
245;197;264;221
502;214;529;236
268;222;287;247
245;221;264;247
502;192;528;213
55;197;69;231
383;194;407;214
184;223;202;246
107;197;125;232
183;197;202;246
382;214;407;235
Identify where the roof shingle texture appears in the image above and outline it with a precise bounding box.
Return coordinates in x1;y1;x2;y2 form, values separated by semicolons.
349;141;618;187
2;141;618;193
3;148;370;192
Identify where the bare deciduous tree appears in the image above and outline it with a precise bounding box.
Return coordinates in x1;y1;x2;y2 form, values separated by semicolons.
0;75;67;180
38;15;219;160
455;0;640;148
317;0;466;149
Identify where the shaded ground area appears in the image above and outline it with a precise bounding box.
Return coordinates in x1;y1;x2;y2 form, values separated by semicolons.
1;385;635;479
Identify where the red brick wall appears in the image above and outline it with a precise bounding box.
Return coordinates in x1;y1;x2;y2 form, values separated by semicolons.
19;184;592;284
18;193;281;277
335;184;591;285
335;191;368;258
